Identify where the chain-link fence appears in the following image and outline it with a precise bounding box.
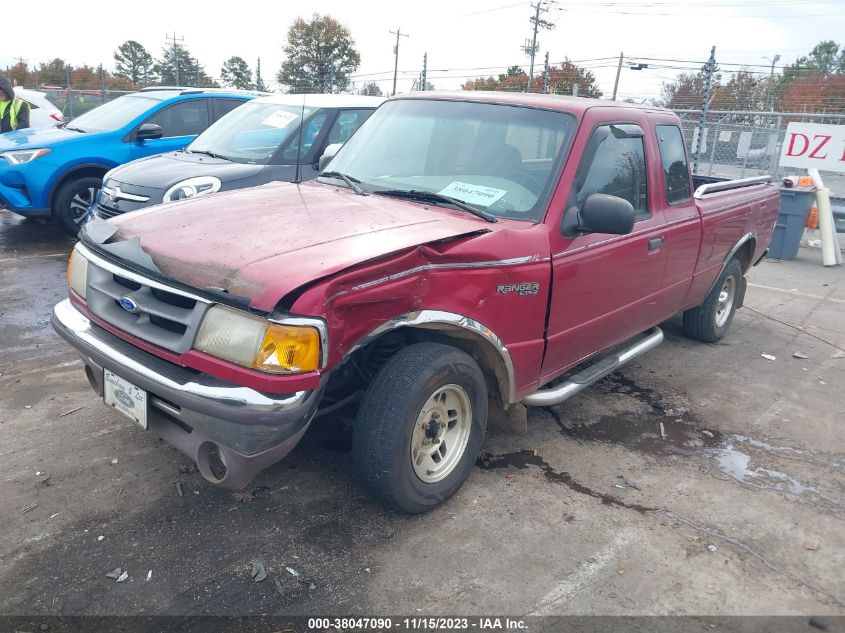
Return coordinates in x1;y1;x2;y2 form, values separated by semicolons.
34;88;135;119
674;109;845;201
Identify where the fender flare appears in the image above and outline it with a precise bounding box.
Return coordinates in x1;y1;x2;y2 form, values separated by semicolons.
706;231;757;297
343;310;517;404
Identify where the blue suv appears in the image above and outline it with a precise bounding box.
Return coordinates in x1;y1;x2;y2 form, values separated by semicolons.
0;88;259;234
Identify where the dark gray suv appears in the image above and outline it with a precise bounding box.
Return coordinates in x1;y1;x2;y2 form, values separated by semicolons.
92;94;383;220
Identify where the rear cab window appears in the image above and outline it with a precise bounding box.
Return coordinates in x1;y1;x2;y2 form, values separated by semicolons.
656;124;692;204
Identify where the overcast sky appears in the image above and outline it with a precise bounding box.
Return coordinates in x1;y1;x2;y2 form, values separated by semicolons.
3;0;845;100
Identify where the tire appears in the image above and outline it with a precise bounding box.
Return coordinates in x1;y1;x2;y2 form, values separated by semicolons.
682;258;743;343
351;342;488;514
53;176;102;236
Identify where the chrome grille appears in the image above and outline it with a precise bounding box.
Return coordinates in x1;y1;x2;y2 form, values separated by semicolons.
83;252;209;354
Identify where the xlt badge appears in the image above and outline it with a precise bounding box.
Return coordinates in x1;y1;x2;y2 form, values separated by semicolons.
497;282;540;296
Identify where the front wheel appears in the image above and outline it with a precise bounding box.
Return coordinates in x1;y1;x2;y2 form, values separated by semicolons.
682;258;743;343
53;176;101;236
351;342;488;514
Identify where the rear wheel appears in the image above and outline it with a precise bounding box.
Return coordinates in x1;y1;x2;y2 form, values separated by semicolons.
351;342;488;514
53;176;101;236
682;258;743;343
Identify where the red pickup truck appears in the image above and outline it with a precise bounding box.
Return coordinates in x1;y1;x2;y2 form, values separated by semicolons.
52;92;779;513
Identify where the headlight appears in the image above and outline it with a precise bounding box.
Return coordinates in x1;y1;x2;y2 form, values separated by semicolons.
1;148;51;165
194;305;322;374
66;249;88;299
163;176;222;203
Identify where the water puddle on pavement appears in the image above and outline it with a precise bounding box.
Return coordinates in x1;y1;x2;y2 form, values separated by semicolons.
509;373;843;510
476;449;655;514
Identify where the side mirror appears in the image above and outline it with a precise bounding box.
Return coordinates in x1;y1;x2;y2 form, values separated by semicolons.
135;123;163;141
318;143;343;171
577;193;636;235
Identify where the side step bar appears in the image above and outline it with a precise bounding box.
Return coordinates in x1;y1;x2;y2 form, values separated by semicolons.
522;327;664;407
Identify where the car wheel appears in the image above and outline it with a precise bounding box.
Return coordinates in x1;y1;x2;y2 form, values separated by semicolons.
682;258;743;343
54;176;102;236
351;342;488;514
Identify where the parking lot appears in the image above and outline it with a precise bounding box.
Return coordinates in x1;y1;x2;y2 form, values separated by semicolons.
1;208;844;618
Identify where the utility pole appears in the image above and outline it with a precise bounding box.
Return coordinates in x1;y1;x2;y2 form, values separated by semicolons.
65;66;73;119
526;1;554;92
421;53;427;91
766;53;781;111
612;52;624;101
166;33;184;85
542;51;550;94
390;28;409;96
693;46;717;175
256;57;264;91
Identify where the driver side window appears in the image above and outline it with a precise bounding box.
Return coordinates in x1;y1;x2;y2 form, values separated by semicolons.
144;99;210;138
577;125;649;220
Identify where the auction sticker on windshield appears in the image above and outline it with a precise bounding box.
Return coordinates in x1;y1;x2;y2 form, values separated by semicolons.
104;369;148;429
262;109;299;129
438;182;507;207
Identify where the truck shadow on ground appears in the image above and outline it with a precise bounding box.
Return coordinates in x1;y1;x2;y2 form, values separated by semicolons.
4;365;843;615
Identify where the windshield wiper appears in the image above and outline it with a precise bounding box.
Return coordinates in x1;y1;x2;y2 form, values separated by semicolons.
64;125;86;133
189;149;229;161
319;171;367;196
373;189;497;223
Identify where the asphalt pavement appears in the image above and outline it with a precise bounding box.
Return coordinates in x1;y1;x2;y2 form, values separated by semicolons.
1;209;843;621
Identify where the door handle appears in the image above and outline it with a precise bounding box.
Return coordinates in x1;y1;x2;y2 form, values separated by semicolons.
648;237;664;252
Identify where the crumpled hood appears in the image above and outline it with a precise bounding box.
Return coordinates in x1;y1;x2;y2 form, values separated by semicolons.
110;152;264;189
109;180;489;312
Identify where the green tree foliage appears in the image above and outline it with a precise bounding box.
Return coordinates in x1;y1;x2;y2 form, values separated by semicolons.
358;81;383;96
277;14;361;93
155;43;212;87
221;56;253;89
38;58;72;86
114;40;156;87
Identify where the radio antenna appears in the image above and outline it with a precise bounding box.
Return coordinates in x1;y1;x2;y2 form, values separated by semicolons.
293;93;306;184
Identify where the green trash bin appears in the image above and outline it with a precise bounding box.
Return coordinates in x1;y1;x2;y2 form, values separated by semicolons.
769;186;815;261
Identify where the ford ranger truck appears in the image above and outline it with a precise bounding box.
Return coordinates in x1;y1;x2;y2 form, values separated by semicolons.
52;92;779;514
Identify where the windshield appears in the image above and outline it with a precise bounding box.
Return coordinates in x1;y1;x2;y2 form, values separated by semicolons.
188;101;316;164
67;95;158;133
325;99;576;221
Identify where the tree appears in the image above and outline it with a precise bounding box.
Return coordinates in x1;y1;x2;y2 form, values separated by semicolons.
277;14;361;93
221;56;253;89
463;65;529;92
114;40;155;87
659;63;723;110
533;59;603;98
5;62;31;87
774;40;845;113
358;81;383;96
155;44;210;87
38;58;72;86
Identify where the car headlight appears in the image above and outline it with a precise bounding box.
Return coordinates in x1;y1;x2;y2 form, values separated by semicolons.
66;249;88;299
194;305;322;374
163;176;222;203
1;148;51;165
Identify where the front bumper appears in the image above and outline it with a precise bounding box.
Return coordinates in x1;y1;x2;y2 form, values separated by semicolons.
51;299;323;488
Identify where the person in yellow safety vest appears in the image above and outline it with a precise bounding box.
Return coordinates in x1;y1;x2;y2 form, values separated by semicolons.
0;75;31;133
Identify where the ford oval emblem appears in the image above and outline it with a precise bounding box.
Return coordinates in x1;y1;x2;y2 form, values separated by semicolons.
118;296;140;314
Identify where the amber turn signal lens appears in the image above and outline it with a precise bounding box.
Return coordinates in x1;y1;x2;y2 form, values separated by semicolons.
253;324;320;374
